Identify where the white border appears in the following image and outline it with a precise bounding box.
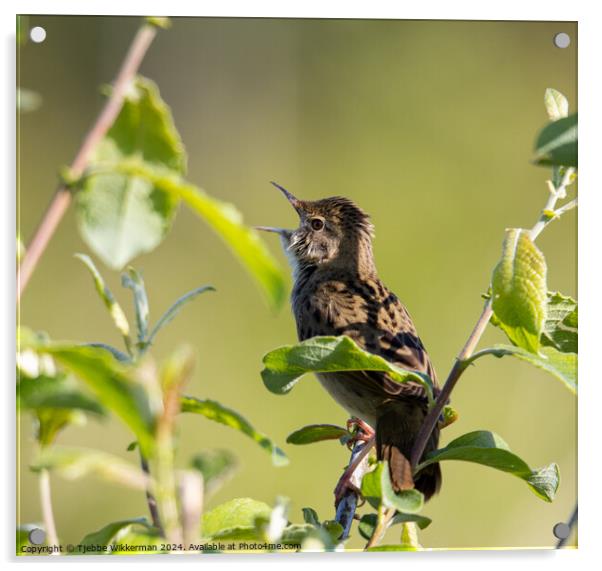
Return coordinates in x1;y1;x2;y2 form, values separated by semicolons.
3;1;600;570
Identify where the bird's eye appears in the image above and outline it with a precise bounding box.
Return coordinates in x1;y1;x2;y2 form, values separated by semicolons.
310;218;324;231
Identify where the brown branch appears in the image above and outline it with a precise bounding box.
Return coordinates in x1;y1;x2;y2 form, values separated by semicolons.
17;22;159;301
410;299;493;467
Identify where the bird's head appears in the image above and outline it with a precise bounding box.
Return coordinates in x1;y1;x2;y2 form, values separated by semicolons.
256;182;375;275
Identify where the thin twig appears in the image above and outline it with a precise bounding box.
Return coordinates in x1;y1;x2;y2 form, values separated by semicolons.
38;469;59;554
17;22;159;301
365;506;396;549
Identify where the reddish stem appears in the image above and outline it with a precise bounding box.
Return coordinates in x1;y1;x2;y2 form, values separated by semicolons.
410;299;493;467
17;23;158;301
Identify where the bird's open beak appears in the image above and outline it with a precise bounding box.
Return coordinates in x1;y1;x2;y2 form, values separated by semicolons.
270;181;303;213
254;226;290;236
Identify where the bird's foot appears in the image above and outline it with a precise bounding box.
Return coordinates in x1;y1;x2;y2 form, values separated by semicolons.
345;417;375;450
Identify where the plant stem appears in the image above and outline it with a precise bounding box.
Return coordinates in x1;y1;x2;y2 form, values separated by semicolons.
529;167;575;240
17;22;159;301
38;468;59;553
139;450;163;534
410;299;493;467
366;504;393;549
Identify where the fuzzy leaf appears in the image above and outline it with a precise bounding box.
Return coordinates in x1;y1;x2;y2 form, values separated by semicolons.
261;335;433;399
417;430;559;502
491;229;547;354
76;77;184;269
181;396;288;466
202;498;272;540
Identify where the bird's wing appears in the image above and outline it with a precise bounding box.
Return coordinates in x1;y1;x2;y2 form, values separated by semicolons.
301;277;438;402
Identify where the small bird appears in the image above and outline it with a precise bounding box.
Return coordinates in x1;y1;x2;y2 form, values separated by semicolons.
257;183;441;502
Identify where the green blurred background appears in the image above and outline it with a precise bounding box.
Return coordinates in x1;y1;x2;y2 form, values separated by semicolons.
17;16;577;550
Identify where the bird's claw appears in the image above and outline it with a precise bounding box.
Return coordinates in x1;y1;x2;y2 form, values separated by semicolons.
345;417;375;450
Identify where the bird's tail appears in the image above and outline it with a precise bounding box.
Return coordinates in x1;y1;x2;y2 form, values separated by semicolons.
376;400;441;501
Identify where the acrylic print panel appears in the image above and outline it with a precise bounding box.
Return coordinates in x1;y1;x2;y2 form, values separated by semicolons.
17;16;577;554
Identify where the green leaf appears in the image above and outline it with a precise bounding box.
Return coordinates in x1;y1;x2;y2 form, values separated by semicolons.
358;512;431;541
76;77;184;269
17;374;104;416
79;517;150;548
361;462;424;514
106;159;286;311
544;88;569;121
121;268;150;344
469;344;576;394
190;449;238;496
534;113;578;167
262;335;432;398
147;285;215;346
202;498;272;540
286;424;351;445
22;340;156;456
491;229;547;354
541;292;577;354
416;430;559;502
181;396;288;466
75;254;132;346
33;447;152;490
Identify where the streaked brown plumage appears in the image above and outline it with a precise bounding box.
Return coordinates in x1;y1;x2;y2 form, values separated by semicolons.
258;183;441;501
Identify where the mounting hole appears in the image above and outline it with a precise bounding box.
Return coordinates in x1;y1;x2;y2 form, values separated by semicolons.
554;32;570;49
28;528;46;545
30;26;46;44
553;522;570;540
